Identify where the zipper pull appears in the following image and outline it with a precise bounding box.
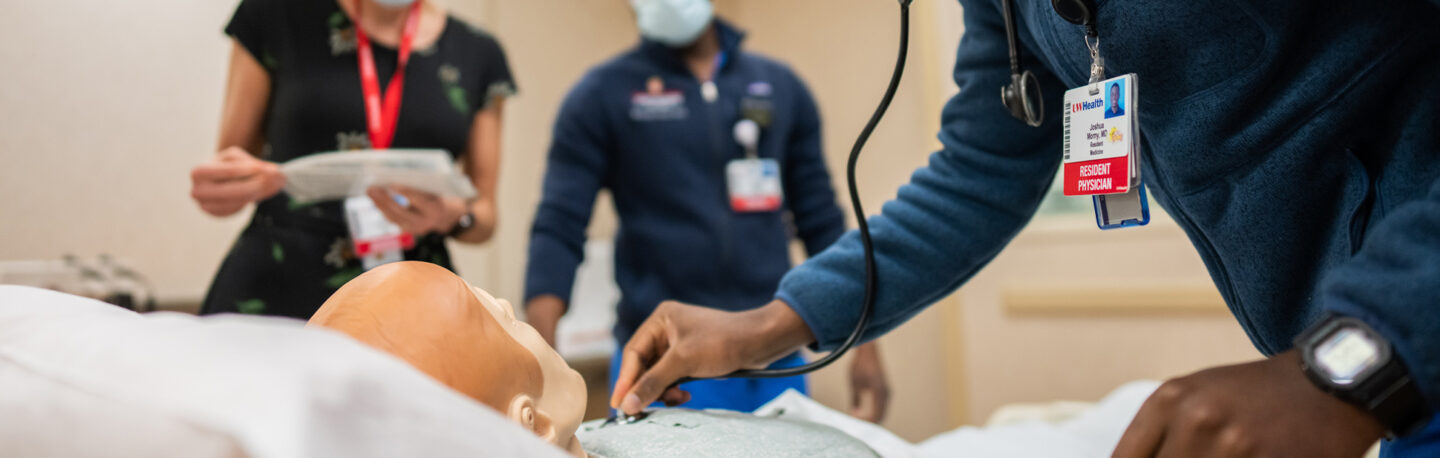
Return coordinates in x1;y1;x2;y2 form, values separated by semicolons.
702;80;718;103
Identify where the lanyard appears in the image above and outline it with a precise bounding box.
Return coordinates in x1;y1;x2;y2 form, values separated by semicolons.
354;0;423;150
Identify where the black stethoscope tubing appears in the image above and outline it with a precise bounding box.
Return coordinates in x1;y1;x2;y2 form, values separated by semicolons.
677;0;1097;387
676;0;914;384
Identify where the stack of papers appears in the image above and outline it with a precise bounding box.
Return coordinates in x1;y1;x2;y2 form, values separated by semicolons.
281;149;477;204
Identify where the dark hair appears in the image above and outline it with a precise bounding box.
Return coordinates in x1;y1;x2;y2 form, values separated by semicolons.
1111;83;1120;93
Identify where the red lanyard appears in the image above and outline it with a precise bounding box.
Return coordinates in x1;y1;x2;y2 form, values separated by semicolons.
354;0;423;150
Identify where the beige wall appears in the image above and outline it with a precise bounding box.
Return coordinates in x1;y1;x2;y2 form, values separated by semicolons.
0;0;243;302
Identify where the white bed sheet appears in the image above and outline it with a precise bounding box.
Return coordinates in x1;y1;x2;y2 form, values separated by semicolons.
756;381;1161;458
0;285;564;458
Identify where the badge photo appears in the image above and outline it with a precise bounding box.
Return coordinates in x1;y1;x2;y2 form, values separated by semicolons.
1103;78;1126;119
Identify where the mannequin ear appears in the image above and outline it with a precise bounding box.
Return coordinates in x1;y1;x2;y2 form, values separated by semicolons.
506;395;557;442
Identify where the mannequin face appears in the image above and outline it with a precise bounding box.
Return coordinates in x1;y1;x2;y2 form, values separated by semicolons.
466;285;587;454
308;262;587;456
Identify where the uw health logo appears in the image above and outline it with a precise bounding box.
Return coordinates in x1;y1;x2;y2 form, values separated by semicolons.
1073;98;1103;113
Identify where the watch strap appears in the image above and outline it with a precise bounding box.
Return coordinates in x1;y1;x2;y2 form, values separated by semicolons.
447;212;474;238
1364;363;1428;438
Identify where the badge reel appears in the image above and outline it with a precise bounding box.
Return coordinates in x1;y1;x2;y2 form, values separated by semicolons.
1058;31;1148;229
344;177;414;270
726;119;783;213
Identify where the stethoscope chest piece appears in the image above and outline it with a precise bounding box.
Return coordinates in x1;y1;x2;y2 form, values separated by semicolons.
1001;70;1044;127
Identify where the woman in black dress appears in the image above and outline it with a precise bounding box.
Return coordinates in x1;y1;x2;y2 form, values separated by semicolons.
189;0;514;319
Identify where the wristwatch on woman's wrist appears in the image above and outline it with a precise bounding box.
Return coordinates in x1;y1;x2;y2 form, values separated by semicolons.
1296;314;1430;438
447;211;475;238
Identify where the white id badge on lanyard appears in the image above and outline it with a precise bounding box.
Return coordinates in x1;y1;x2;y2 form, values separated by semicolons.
344;195;413;270
727;119;782;212
1061;73;1149;229
726;159;783;212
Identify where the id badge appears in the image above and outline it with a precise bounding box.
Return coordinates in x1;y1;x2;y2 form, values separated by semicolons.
343;195;414;270
726;158;783;212
1061;73;1149;229
1061;74;1136;196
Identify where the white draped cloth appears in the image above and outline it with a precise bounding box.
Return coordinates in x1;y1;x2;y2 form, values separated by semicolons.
0;286;564;458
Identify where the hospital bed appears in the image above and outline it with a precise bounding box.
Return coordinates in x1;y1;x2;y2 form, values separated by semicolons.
0;285;563;457
4;285;1367;457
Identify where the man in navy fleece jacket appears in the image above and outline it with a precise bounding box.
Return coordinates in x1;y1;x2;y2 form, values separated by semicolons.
611;0;1440;456
524;14;890;417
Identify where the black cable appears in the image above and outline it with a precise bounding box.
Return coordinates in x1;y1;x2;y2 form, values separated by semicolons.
683;0;911;382
1001;0;1022;76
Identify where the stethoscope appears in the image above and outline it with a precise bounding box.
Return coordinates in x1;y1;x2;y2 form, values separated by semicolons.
612;3;914;421
1000;0;1099;127
617;0;1099;424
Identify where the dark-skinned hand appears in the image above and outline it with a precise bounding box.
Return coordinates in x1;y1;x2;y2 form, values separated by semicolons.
611;300;816;414
1113;350;1385;458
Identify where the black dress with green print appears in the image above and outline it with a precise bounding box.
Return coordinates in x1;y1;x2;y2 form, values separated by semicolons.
200;0;515;319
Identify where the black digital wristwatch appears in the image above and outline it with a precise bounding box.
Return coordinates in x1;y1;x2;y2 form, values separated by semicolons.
1296;314;1430;438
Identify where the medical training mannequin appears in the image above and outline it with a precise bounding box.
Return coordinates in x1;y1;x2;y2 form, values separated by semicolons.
307;262;587;456
307;262;876;457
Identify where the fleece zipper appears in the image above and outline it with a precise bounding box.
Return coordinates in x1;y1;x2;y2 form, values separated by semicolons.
703;76;734;295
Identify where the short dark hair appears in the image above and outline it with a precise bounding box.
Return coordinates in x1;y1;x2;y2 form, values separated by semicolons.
1111;83;1120;93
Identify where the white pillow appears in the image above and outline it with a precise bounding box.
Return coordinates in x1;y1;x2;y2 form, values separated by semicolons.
0;286;564;458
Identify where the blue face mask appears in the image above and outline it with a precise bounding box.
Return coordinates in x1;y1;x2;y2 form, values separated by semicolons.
631;0;714;47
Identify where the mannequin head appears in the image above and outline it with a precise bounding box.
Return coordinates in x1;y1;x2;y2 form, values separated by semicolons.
308;262;586;456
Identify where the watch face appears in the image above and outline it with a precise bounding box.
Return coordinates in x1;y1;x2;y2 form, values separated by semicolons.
1315;328;1381;386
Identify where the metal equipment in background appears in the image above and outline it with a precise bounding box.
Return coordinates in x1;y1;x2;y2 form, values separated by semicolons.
0;255;158;312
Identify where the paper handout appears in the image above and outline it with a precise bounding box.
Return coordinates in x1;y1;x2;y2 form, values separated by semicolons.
281;149;477;204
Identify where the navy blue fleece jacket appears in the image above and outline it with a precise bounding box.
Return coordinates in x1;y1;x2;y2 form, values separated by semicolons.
525;20;845;345
777;0;1440;418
